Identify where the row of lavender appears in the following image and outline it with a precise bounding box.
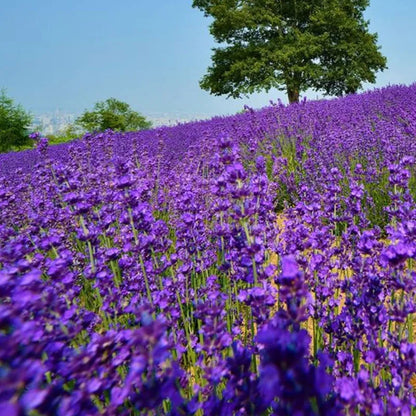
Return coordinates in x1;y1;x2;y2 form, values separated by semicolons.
1;84;416;415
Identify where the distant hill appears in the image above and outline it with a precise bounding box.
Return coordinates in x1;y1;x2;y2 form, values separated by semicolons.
31;111;77;135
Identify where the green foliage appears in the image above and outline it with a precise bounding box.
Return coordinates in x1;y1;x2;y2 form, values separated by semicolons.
46;124;81;146
0;90;33;153
362;169;391;232
46;134;76;146
75;98;152;133
192;0;387;103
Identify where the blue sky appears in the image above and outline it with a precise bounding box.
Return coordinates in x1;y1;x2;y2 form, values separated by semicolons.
1;1;415;120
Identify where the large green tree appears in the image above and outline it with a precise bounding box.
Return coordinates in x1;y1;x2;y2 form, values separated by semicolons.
0;90;32;153
76;98;152;132
192;0;387;103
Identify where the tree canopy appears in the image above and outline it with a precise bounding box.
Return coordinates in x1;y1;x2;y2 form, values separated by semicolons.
0;90;32;153
192;0;387;103
75;98;152;132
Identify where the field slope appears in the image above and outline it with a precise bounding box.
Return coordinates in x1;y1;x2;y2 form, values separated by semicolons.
1;84;416;415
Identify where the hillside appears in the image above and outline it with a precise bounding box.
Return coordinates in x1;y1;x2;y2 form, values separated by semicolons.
1;84;416;414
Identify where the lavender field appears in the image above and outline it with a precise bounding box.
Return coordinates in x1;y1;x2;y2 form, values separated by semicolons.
2;84;416;415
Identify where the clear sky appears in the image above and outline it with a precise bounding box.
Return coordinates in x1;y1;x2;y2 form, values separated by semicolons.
1;1;415;120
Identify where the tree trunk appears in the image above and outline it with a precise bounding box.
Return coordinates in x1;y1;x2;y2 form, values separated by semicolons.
287;86;300;104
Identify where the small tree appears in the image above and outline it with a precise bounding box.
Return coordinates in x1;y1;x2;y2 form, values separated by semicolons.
75;98;152;132
0;90;32;152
